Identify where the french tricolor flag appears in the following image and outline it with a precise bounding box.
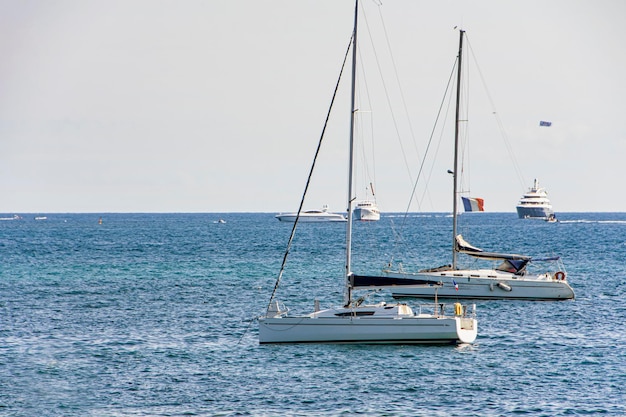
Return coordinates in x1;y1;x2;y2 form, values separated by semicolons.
453;279;459;291
461;197;485;212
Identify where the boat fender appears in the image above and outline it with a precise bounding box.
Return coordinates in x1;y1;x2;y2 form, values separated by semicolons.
454;303;463;316
489;283;494;292
497;282;512;292
555;271;566;281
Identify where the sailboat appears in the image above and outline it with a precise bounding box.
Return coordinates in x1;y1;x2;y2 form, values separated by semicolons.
378;30;574;301
258;1;477;344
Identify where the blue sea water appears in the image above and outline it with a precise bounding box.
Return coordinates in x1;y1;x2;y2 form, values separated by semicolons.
1;212;625;416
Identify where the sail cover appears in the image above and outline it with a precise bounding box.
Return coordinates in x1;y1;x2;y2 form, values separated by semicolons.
350;274;441;289
455;234;484;253
454;234;532;274
455;234;530;261
461;197;485;212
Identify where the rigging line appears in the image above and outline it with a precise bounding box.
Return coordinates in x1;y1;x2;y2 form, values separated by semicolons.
264;34;354;315
465;35;527;191
402;59;458;227
236;316;256;346
388;58;458;266
419;73;455;209
355;46;377;198
375;3;423;175
361;3;415;186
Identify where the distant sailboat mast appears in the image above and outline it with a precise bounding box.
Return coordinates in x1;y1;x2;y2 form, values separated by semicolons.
452;29;464;270
344;0;359;306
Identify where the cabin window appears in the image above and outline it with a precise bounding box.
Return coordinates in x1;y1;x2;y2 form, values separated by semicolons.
334;311;376;317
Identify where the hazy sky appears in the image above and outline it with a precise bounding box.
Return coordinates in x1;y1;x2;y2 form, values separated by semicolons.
0;0;624;213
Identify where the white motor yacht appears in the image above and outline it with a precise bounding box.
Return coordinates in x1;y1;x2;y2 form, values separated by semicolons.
275;205;346;223
353;200;380;221
516;179;555;220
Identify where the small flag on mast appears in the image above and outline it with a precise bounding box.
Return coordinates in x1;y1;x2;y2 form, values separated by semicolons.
539;121;552;127
453;279;459;291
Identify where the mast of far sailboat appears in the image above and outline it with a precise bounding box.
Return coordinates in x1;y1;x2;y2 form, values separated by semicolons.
344;0;358;306
452;29;464;269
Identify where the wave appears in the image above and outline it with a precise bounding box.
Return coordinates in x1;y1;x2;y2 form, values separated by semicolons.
560;219;626;225
384;214;450;219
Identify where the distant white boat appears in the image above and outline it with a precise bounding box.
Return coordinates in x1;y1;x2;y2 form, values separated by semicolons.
275;205;346;223
353;200;380;221
0;214;22;221
34;216;47;221
516;179;555;220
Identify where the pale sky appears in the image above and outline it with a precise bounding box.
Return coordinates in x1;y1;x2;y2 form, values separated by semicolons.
0;0;624;213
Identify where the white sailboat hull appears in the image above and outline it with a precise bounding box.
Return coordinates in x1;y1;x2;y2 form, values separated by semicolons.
388;270;574;300
259;315;476;344
259;303;477;344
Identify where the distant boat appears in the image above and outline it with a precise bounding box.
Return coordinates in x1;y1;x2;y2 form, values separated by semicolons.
0;214;22;221
259;2;477;345
34;216;47;221
353;200;380;221
218;219;226;224
546;214;558;223
275;205;346;223
516;178;555;220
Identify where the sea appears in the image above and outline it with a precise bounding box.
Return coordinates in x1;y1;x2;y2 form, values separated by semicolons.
1;212;625;416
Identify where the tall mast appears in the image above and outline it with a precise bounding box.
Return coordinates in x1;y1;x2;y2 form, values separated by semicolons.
452;29;464;269
344;0;358;306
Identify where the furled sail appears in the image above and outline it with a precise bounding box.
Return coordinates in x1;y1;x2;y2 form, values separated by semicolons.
455;234;531;274
350;274;441;290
